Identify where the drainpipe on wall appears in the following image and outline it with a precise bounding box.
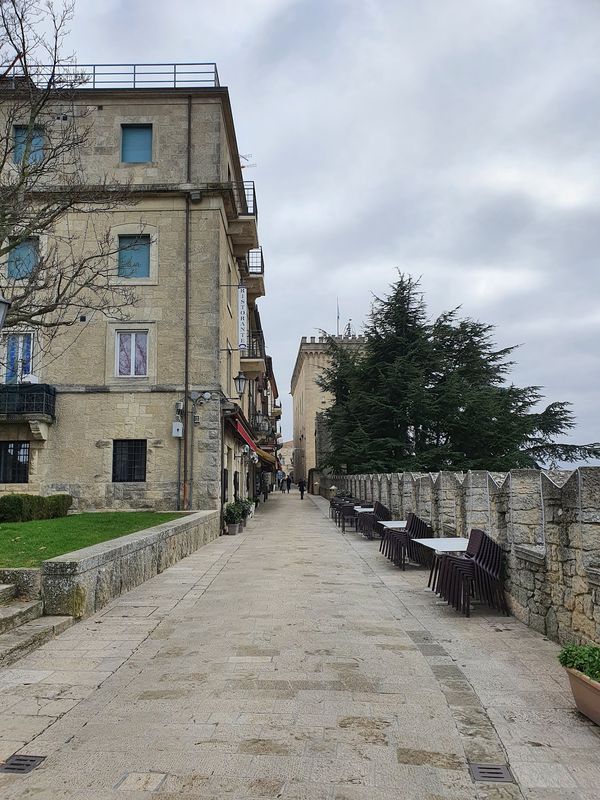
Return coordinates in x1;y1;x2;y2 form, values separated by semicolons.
182;94;193;510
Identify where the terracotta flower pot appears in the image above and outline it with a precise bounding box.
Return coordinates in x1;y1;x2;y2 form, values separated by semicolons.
566;667;600;726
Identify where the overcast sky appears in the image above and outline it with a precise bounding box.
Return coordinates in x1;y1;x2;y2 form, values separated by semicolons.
69;0;600;449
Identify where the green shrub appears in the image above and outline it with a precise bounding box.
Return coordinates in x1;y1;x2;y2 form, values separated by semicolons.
0;494;29;522
224;502;242;524
238;499;253;519
45;494;73;519
559;644;600;682
0;493;73;523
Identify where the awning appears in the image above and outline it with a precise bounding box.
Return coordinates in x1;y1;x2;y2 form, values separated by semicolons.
256;448;276;466
233;420;257;451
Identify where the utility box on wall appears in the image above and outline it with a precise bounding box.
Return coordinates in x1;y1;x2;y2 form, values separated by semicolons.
172;421;184;438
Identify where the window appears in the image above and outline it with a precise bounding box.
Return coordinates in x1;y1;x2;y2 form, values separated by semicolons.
0;442;30;483
116;331;148;377
14;125;44;164
112;439;147;482
5;333;32;384
8;238;39;279
121;124;152;163
118;235;150;278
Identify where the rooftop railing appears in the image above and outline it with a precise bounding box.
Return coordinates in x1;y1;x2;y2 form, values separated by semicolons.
0;63;220;90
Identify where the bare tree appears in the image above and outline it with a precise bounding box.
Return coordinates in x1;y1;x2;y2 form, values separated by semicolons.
0;0;137;363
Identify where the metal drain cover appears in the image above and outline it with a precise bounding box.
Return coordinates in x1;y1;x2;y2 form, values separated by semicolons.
469;763;515;783
0;755;46;774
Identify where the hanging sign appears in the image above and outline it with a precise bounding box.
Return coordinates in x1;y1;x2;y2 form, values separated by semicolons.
238;286;248;350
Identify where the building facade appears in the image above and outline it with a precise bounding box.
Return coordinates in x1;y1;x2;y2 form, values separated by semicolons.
290;335;363;482
0;63;279;511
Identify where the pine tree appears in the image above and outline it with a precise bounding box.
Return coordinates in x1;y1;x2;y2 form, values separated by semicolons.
318;274;600;471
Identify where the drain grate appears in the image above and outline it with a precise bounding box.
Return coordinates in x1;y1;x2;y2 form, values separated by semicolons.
469;763;514;783
0;755;46;774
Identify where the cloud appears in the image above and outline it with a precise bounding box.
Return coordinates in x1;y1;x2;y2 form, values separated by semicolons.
69;0;600;454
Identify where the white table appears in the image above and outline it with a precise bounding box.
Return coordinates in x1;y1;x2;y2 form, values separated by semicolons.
381;520;407;529
412;537;469;552
413;537;470;588
354;507;375;513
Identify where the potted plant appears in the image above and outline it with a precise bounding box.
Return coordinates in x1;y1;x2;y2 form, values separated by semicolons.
559;643;600;726
224;502;242;535
253;495;260;511
237;500;248;528
240;499;253;524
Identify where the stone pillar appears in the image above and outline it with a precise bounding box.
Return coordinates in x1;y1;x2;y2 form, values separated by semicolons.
464;471;492;534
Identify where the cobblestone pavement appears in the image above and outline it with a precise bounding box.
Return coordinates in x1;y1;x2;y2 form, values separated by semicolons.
1;491;599;799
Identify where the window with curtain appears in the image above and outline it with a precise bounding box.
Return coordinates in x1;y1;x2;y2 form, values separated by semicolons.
7;238;39;279
116;331;148;377
0;442;30;483
112;440;147;482
5;333;32;384
118;235;150;278
121;124;152;163
14;125;44;164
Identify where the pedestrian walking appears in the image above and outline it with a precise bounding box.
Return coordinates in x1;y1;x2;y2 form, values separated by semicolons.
298;478;306;500
286;476;291;493
280;474;286;492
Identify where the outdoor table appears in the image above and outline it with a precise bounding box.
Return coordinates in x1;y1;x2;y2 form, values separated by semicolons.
354;507;375;512
380;520;407;529
412;537;470;588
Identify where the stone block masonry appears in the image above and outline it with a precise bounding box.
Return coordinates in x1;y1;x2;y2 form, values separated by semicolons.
319;468;600;645
41;511;219;618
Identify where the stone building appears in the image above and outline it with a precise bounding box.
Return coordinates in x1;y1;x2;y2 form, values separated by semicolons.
0;63;279;510
290;335;363;482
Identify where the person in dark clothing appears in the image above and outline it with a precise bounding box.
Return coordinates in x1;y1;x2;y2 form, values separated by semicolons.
298;479;306;499
286;476;292;493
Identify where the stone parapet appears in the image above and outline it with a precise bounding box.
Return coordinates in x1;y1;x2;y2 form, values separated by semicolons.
41;511;219;619
317;468;600;645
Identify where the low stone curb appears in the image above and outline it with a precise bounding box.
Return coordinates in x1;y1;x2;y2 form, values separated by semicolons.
41;510;220;619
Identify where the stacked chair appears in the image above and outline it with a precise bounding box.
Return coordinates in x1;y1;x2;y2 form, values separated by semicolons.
433;528;508;617
379;513;434;570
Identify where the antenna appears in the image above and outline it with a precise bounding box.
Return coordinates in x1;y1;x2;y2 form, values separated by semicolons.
240;153;257;169
336;298;340;336
344;319;356;336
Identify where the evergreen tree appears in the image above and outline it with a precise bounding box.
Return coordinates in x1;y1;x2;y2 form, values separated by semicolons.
318;274;600;472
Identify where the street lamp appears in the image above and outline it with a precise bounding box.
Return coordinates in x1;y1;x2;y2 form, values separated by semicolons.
234;371;247;397
0;295;11;331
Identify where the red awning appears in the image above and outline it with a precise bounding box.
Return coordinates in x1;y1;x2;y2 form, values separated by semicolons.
234;420;257;451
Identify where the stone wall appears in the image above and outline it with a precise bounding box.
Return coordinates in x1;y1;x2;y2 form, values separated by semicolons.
318;469;600;646
42;510;219;619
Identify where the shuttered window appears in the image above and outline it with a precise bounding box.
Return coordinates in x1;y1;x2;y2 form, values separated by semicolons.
121;124;152;163
14;126;44;164
118;235;150;278
8;239;39;279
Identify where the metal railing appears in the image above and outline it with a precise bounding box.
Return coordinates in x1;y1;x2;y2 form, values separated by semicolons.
0;63;220;90
199;181;257;220
242;330;266;360
247;247;264;275
0;384;56;419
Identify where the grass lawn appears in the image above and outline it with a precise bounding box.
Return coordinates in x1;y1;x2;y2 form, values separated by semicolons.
0;512;184;568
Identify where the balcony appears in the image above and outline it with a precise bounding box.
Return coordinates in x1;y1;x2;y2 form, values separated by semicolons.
0;384;56;439
241;330;266;377
245;248;266;299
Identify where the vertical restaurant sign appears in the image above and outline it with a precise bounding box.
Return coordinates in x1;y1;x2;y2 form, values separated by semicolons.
238;286;248;350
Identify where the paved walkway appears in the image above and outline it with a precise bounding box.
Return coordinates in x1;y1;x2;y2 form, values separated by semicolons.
0;492;599;799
